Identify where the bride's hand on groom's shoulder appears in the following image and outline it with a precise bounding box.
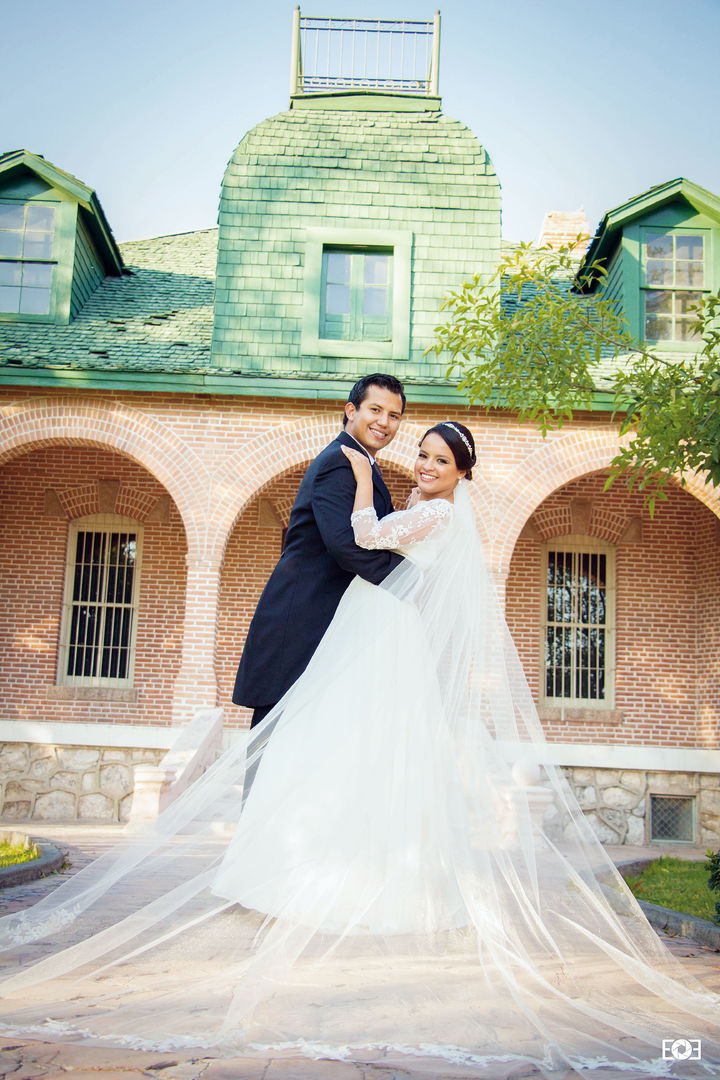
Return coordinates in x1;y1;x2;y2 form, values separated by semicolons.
342;445;372;480
405;487;421;510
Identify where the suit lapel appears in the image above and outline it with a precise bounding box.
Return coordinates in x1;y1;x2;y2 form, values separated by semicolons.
372;464;393;515
336;431;394;514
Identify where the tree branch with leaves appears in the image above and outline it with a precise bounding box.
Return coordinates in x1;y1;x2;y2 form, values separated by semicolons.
427;241;720;513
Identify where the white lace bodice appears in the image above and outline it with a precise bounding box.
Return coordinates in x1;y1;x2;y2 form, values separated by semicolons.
350;499;453;567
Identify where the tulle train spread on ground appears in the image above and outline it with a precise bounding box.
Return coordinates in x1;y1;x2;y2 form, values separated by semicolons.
1;482;719;1078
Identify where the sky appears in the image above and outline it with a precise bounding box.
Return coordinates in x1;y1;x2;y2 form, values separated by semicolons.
5;0;720;245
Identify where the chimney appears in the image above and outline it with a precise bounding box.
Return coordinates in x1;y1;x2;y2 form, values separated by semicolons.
537;208;591;253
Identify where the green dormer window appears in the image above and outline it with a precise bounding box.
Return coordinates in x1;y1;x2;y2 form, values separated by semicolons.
642;231;706;342
0;202;56;316
320;248;393;342
302;227;411;361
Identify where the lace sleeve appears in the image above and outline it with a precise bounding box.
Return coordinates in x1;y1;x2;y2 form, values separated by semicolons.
351;499;453;550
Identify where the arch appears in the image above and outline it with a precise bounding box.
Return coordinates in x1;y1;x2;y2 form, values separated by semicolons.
491;427;720;577
0;397;209;550
210;417;494;559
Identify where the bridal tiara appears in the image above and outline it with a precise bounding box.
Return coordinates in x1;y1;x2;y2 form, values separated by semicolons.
441;422;474;458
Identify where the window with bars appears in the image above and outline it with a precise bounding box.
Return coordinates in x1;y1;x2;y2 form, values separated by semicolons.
542;539;615;707
58;516;142;686
320;247;393;342
0;201;56;317
642;231;706;342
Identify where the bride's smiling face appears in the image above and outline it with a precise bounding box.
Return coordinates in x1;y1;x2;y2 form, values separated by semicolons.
414;432;465;501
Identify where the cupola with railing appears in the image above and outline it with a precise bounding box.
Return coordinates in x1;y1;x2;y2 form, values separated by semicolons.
289;8;441;109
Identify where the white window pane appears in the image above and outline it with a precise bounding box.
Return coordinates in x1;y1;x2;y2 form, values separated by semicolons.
645;290;672;314
21;263;53;288
646;233;672;258
675;234;702;260
676;318;701;341
0;233;23;258
675;291;701;316
325;251;351;283
363;285;389;316
0;285;21;312
364;253;389;285
19;287;51;315
645;314;672;340
646;260;673;286
0;204;24;229
25;204;55;232
22;231;53;259
325;282;351;314
0;262;22;286
687;264;704;287
676;263;704;287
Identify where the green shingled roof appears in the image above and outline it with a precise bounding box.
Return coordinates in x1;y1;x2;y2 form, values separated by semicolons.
0;229;216;375
213;105;501;382
0;104;504;404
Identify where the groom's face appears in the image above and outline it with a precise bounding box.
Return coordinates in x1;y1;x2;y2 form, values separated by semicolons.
344;387;404;455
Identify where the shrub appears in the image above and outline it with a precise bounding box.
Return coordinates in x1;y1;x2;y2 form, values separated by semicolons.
707;849;720;926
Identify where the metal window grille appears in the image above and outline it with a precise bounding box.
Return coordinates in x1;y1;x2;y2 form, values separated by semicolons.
291;11;440;95
61;522;141;685
545;547;609;702
650;794;695;843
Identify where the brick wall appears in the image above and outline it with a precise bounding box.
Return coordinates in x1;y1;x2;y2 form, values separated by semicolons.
506;471;720;746
1;387;718;751
0;445;186;727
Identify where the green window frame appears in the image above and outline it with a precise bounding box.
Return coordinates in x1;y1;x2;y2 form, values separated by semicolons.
320;247;393;343
641;229;708;343
0;200;57;318
540;537;616;709
302;227;412;360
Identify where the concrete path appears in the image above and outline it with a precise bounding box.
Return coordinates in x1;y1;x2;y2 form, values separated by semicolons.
0;824;719;1079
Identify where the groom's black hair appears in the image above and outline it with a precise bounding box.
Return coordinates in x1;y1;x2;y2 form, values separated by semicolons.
342;374;406;426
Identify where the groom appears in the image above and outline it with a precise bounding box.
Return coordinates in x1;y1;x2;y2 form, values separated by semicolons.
233;373;406;727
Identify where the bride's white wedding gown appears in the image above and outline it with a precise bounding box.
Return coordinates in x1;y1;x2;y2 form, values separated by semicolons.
1;482;719;1078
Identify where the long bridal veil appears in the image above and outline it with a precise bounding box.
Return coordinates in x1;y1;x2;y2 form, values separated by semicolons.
1;481;719;1077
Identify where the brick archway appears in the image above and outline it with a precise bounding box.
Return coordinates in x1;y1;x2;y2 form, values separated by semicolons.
491;427;720;576
211;418;493;558
0;397;207;549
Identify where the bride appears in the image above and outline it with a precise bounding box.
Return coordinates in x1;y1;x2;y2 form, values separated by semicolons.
1;421;719;1078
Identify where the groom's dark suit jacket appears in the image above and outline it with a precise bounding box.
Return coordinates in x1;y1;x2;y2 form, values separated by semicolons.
233;430;403;712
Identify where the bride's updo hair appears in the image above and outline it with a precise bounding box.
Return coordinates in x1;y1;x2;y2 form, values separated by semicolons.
420;421;477;480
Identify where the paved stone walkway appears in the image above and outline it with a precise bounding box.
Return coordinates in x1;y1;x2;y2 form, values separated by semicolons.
0;824;719;1079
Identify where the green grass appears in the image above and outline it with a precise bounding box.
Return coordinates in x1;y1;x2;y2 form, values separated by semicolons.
624;856;717;923
0;839;40;868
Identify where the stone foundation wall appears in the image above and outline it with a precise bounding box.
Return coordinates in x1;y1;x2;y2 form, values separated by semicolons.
0;742;165;823
545;767;720;845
